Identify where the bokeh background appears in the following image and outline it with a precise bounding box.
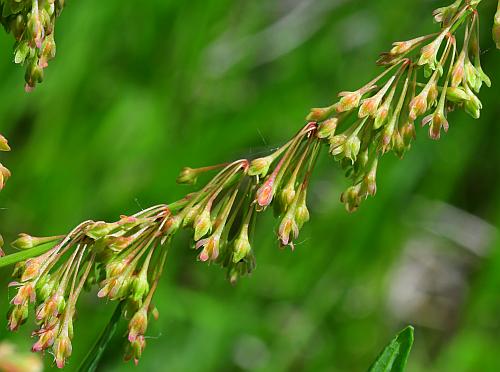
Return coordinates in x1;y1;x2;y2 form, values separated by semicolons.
1;0;500;371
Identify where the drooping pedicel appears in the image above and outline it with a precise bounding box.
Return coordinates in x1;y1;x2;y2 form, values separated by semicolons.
2;0;495;368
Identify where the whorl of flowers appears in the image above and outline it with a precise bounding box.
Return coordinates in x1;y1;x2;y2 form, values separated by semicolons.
1;0;495;368
0;0;64;91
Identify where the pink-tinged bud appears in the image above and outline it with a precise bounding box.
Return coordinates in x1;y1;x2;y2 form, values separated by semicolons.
11;283;36;305
374;104;389;129
8;304;29;331
337;91;362;112
427;81;439;108
409;89;429;120
163;214;181;236
278;214;299;247
256;178;275;207
128;308;148;343
194;208;212;241
401;121;416;147
0;234;4;257
248;156;273;178
422;110;449;140
106;259;127;278
451;50;465;87
54;332;72;369
176;167;198;184
306;104;336;121
196;234;221;262
494;7;500;49
317;118;338;139
125;335;146;365
32;327;56;352
359;95;381;119
432;1;462;26
417;32;446;70
0;134;10;151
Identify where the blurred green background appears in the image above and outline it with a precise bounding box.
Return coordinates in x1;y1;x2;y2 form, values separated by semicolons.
1;0;500;371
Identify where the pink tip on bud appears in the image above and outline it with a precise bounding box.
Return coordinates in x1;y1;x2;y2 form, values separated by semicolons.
256;179;274;207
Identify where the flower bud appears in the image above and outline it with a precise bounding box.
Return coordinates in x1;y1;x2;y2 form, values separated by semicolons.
340;184;361;213
54;332;72;369
176;167;198;184
278;214;299;247
194;208;212;241
128;307;148;343
0;163;11;190
248;156;273;178
317;118;338;139
344;134;361;163
233;228;252;263
295;197;310;229
256;178;275;207
130;273;149;303
446;87;469;102
306;105;336;121
0;134;11;151
196;234;221;262
11;233;60;250
280;182;296;210
85;222;118;239
182;205;200;227
464;86;482;119
329;134;347;156
8;304;29;331
451;50;465;87
422;110;449;140
337;91;362;112
409;89;429;120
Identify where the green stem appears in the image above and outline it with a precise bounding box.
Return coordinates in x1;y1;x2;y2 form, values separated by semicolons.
0;242;56;268
78;301;124;372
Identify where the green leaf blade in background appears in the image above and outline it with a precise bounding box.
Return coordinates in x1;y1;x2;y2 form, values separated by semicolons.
368;326;414;372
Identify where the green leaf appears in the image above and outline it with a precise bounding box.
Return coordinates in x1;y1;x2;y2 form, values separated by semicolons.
368;326;414;372
78;301;124;372
0;242;55;268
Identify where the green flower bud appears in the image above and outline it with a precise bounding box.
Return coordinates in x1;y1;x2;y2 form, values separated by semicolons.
0;134;11;152
194;208;212;241
317;118;338;139
176;167;198;184
248;156;273;177
11;233;61;250
233;228;251;263
85;222;119;239
446;87;469;103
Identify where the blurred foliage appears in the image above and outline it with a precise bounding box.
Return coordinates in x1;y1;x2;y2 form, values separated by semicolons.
0;0;499;371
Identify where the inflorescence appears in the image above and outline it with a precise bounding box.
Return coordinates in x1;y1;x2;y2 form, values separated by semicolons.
2;0;496;368
0;0;64;91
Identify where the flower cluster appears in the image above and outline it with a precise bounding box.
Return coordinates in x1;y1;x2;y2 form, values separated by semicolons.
307;0;490;212
0;0;64;91
6;121;320;367
2;0;495;368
